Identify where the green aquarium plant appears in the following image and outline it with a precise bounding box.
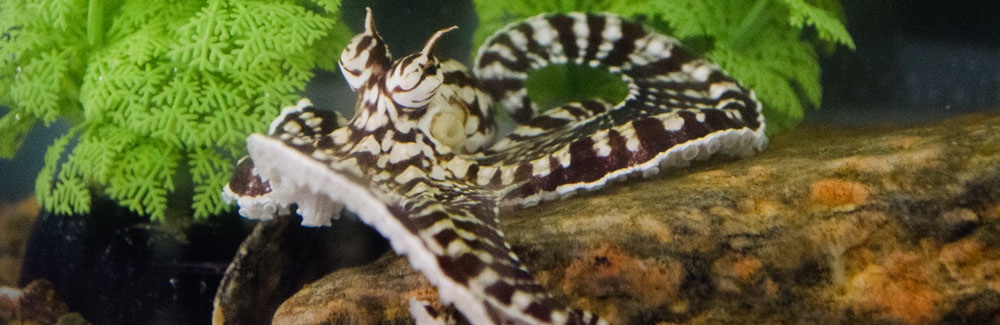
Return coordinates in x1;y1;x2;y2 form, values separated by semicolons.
0;0;352;221
1;0;852;222
474;0;855;134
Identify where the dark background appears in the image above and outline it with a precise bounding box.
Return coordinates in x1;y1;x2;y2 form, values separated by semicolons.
811;0;1000;126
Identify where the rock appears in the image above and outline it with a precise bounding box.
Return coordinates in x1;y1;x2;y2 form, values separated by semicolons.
256;113;1000;324
272;254;445;324
18;279;69;324
0;279;73;324
56;312;92;325
213;211;389;324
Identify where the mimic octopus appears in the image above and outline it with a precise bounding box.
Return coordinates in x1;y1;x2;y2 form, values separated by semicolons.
223;8;767;324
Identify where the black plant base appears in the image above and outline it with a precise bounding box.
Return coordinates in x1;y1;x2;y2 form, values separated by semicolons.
18;198;252;324
212;210;391;324
18;197;392;324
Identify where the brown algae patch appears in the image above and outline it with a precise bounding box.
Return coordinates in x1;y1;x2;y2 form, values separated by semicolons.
560;243;685;323
808;178;870;211
842;251;942;324
711;253;765;293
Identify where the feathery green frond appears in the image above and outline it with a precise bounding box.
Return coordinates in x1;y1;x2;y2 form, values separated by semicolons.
52;168;91;215
67;126;140;184
189;147;234;219
105;141;179;222
306;0;342;14
9;51;70;124
3;0;352;221
304;0;353;71
780;0;856;49
36;131;75;213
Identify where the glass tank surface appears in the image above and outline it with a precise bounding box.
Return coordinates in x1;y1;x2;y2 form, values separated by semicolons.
1;0;999;324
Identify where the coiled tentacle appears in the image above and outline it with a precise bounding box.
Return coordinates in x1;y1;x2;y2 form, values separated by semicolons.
472;13;766;206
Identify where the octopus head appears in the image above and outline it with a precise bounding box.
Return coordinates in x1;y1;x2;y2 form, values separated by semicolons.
384;26;456;110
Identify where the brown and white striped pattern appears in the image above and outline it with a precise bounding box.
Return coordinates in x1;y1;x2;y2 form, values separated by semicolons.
225;9;765;325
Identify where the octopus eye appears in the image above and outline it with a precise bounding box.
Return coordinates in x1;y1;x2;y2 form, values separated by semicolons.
424;63;438;76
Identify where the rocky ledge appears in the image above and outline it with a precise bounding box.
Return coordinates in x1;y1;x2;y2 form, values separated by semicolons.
219;113;1000;324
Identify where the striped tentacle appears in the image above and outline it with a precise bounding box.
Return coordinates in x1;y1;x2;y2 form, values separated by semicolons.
222;99;349;225
475;13;636;122
472;13;766;206
268;99;350;151
390;185;603;325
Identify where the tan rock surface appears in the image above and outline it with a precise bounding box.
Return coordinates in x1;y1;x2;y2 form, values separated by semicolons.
270;113;1000;324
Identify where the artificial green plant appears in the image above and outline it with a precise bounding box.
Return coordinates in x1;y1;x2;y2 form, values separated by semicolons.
473;0;856;134
0;0;352;221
